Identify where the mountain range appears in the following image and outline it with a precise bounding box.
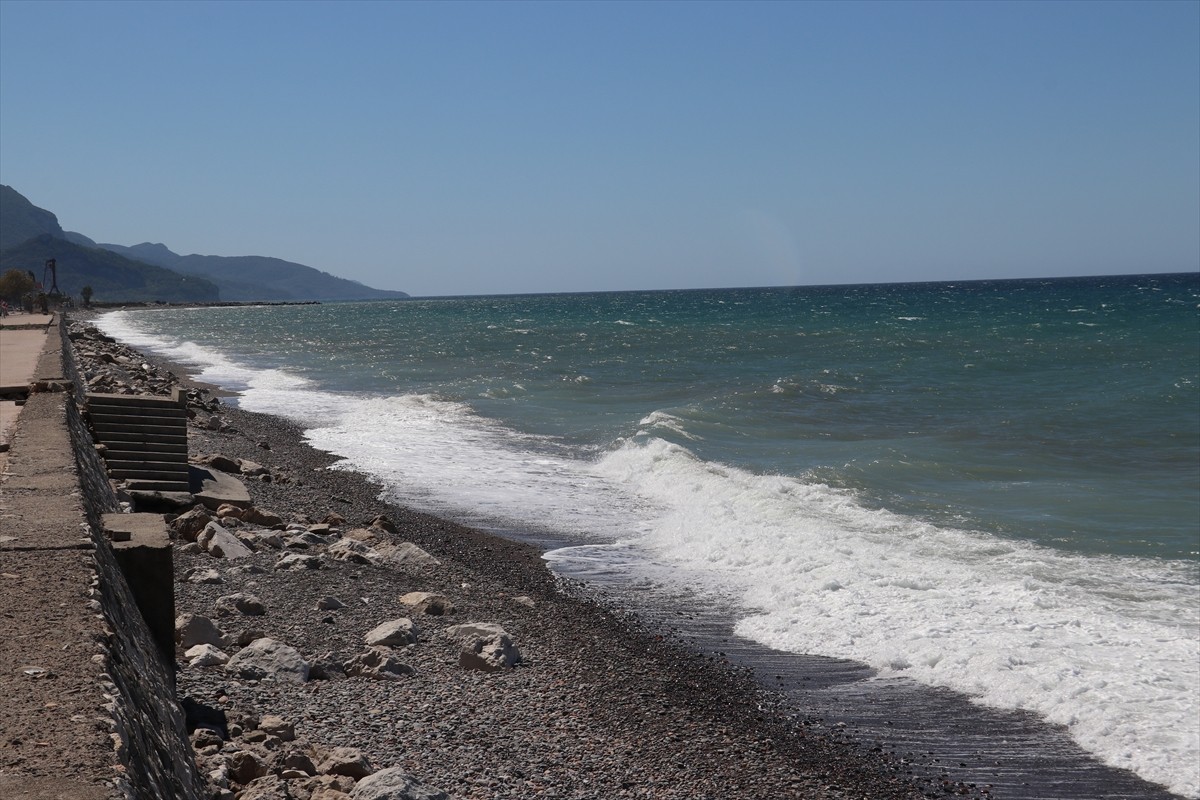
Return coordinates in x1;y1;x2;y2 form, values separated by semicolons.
0;185;408;303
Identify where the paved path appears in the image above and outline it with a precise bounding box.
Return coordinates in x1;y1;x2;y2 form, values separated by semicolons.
0;313;54;470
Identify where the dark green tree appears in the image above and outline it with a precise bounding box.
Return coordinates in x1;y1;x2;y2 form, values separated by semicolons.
81;285;94;307
0;268;36;303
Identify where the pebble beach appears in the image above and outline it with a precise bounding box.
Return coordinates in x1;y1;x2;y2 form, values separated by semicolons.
66;316;948;800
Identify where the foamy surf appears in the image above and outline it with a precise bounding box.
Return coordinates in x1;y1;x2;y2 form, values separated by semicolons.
592;437;1200;798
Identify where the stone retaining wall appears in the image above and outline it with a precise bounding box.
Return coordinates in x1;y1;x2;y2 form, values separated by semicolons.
58;315;206;799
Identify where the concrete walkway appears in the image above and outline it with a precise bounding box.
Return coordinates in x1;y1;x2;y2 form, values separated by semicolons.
0;313;55;471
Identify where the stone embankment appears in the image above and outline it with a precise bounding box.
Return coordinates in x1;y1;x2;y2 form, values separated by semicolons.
0;315;205;799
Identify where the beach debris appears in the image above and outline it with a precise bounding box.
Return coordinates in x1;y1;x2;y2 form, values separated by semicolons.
176;614;229;649
512;595;536;608
215;592;267;616
398;591;456;616
225;638;309;684
349;767;451;800
364;619;419;647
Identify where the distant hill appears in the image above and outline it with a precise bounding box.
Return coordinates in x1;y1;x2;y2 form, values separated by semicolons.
0;185;409;302
0;184;67;248
0;234;219;303
98;242;409;302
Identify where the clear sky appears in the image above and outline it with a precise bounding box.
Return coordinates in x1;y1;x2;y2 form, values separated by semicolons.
1;0;1197;297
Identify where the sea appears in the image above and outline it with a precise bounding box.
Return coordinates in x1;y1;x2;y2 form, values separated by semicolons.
96;273;1200;797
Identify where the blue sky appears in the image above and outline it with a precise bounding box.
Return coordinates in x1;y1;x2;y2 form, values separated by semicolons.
1;0;1196;297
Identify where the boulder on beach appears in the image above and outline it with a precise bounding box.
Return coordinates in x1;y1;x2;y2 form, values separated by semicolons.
198;521;253;559
349;767;450;800
201;453;242;474
225;638;309;684
446;622;521;671
375;542;439;567
398;592;455;616
364;619;419;647
183;567;223;584
242;506;284;526
343;647;416;681
215;592;267;616
328;538;379;565
185;643;229;667
176;614;228;649
258;714;296;742
274;553;323;571
317;746;374;779
316;595;345;611
171;506;212;542
191;463;252;511
369;514;397;533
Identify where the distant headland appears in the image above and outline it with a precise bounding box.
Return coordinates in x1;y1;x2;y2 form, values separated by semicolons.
0;185;409;304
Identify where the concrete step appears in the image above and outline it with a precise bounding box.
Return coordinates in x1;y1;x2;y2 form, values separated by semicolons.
104;450;189;466
86;391;184;409
89;410;188;427
109;468;191;483
101;439;188;455
91;420;188;437
125;479;192;492
106;457;190;472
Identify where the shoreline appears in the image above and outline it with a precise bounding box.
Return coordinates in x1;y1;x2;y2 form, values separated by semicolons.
74;312;1189;799
69;315;935;799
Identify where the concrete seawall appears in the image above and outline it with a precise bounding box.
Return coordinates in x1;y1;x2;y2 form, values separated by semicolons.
0;315;204;799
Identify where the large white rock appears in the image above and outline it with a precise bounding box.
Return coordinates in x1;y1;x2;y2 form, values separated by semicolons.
225;638;309;683
198;521;253;559
446;623;520;671
364;619;419;647
350;767;450;800
176;614;228;649
398;592;455;616
375;542;439;567
185;643;229;667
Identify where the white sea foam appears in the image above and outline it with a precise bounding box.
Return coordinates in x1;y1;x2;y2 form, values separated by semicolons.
591;438;1200;798
94;309;1200;797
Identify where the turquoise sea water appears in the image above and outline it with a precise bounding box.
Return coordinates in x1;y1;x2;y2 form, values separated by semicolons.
99;273;1200;796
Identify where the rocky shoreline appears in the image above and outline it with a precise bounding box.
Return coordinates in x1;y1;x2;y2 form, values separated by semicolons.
67;319;949;800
